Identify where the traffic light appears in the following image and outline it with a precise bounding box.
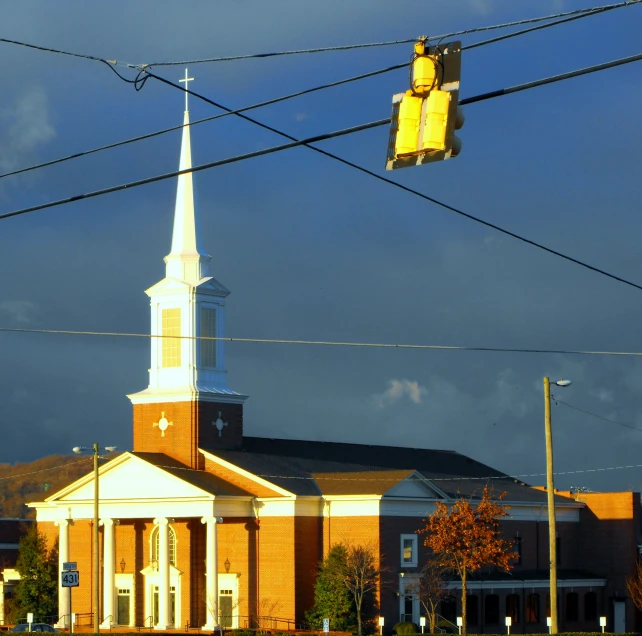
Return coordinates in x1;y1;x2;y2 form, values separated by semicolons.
386;40;463;170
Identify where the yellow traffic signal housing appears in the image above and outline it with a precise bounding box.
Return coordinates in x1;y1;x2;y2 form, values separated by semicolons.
386;40;463;170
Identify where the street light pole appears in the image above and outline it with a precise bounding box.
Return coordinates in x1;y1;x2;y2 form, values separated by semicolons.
543;378;557;635
543;377;571;635
93;443;99;636
73;443;117;635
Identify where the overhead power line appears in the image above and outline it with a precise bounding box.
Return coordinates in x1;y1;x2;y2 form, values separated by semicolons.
554;398;642;433
4;47;640;184
461;0;642;51
3;0;639;182
2;51;641;294
3;326;642;358
145;0;641;65
0;0;636;76
0;36;131;67
1;450;641;487
0;61;408;182
0;456;93;482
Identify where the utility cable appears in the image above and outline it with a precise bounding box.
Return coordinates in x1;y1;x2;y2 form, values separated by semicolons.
3;326;642;358
462;0;642;51
2;53;642;294
2;451;642;486
4;0;639;181
554;398;642;433
4;46;639;182
144;0;641;66
0;61;407;182
0;456;93;482
0;37;132;67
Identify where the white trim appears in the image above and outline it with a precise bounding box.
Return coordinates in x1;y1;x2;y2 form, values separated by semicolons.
400;534;418;567
129;390;247;405
115;573;135;627
218;573;240;629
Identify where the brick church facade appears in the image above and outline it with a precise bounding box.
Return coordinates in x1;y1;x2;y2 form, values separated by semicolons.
25;90;642;633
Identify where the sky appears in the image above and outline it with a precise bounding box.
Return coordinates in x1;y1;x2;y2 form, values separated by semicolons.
0;0;641;493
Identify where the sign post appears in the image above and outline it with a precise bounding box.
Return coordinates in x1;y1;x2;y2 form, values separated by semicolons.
505;616;512;634
323;619;330;634
62;563;79;635
419;617;426;634
600;617;607;634
27;613;33;632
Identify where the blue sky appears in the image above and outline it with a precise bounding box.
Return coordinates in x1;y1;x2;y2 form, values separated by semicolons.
0;0;641;492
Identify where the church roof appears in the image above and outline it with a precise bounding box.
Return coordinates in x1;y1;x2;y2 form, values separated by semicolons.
208;437;577;504
131;452;254;497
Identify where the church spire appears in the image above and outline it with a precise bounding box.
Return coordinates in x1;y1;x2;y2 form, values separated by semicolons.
164;69;212;284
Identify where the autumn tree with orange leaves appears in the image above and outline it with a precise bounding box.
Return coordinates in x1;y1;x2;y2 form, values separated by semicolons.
422;485;516;636
626;560;642;611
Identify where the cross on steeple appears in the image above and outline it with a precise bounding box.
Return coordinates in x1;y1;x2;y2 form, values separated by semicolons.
179;68;194;112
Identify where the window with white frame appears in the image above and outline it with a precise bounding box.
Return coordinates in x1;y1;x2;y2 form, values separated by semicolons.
400;534;418;567
150;525;177;567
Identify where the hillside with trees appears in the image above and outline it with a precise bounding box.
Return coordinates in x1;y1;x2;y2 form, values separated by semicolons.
0;455;99;518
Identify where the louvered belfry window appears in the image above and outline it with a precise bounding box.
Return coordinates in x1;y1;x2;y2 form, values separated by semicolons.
201;308;217;367
162;308;181;368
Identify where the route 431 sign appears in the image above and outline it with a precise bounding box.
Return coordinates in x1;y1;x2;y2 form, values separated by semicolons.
61;571;79;587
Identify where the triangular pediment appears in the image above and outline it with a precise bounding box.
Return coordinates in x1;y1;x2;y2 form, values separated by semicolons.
47;453;217;503
384;471;446;500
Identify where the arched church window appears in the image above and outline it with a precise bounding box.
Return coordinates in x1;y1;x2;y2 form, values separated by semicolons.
200;308;217;367
162;308;182;368
150;524;177;567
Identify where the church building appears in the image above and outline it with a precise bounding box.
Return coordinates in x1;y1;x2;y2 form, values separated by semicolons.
28;84;641;634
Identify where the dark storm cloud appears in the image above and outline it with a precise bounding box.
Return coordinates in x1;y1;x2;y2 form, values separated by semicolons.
1;0;641;493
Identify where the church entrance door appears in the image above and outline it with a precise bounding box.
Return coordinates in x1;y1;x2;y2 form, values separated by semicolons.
152;586;176;626
117;591;130;626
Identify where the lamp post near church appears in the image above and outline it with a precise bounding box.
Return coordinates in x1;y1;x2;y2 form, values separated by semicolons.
73;444;117;634
543;378;571;634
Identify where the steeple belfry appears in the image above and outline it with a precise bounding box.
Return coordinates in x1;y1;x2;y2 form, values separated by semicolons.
129;68;247;468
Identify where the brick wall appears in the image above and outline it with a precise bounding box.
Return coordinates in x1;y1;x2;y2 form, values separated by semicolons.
257;516;296;623
566;491;640;631
133;401;243;468
294;516;323;622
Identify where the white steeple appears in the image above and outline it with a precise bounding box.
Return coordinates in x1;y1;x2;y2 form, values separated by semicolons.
163;103;212;285
129;69;245;406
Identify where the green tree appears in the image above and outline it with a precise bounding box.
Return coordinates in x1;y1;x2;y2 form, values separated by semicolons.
13;524;59;622
306;544;356;632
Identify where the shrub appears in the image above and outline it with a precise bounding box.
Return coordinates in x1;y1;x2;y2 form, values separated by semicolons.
393;622;419;635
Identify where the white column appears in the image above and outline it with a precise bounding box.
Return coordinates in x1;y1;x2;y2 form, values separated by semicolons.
201;517;222;631
54;519;72;629
154;518;172;629
100;519;119;627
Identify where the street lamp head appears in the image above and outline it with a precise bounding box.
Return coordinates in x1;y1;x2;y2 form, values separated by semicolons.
555;379;572;387
72;447;83;455
104;446;118;453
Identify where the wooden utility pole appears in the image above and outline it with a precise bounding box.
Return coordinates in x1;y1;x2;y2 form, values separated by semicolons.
543;378;558;634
